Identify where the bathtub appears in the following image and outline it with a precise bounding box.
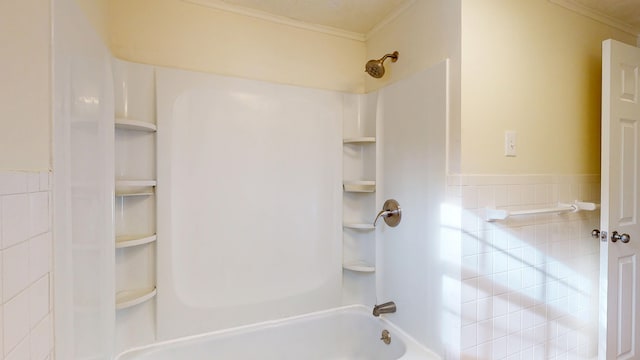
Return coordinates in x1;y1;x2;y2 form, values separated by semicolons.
115;305;440;360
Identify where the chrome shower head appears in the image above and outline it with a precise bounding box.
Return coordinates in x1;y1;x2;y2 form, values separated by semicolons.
365;51;399;78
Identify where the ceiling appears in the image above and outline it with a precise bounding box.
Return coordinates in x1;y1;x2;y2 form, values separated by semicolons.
564;0;640;34
198;0;411;34
197;0;640;36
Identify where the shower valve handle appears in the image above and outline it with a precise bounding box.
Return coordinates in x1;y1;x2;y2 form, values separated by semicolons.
373;199;402;227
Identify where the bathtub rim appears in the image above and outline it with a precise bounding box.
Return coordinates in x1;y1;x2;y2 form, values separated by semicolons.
114;304;441;360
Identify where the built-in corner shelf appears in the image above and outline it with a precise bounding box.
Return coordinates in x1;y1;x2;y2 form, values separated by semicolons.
343;261;375;273
115;190;155;197
343;137;376;144
116;180;157;187
343;223;375;231
116;234;157;249
343;181;375;193
115;179;157;197
116;287;157;310
115;118;157;132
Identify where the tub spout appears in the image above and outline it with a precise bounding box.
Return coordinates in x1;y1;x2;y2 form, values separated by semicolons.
373;301;396;317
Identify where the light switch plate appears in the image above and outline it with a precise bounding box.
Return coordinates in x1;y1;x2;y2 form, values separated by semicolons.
505;131;517;157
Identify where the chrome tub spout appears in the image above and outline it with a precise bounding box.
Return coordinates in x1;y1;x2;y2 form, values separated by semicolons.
373;301;396;317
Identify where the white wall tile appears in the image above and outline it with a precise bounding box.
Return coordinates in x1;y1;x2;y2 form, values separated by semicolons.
0;173;28;196
492;336;507;359
0;171;54;360
493;294;509;317
477;319;493;345
461;186;478;209
462;278;478;303
38;173;50;192
2;194;30;249
477;297;493;322
521;185;536;205
0;305;3;357
493;271;509;295
4;290;29;355
461;323;477;350
29;276;49;329
494;314;508;339
462;255;478;280
5;336;29;360
27;174;40;194
462;301;477;326
3;242;29;302
495;185;509;207
477;186;495;208
478;253;493;276
507;331;522;356
477;340;492;359
30;316;51;360
28;233;51;283
459;174;599;359
507;185;524;206
29;192;49;237
508;311;521;334
477;275;493;298
493;252;509;273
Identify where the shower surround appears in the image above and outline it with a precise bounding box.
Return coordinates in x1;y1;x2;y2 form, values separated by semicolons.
50;0;598;359
155;66;344;340
103;58;449;356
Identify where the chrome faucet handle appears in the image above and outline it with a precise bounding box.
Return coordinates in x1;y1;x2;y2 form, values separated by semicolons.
373;209;391;226
373;199;402;227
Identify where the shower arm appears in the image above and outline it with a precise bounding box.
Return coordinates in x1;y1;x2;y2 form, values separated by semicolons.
380;52;398;63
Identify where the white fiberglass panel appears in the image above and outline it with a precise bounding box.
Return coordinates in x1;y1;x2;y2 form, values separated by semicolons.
53;0;115;358
376;61;448;354
156;68;342;339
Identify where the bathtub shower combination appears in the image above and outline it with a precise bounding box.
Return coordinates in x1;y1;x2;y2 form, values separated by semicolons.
149;62;446;358
116;306;439;360
53;1;449;356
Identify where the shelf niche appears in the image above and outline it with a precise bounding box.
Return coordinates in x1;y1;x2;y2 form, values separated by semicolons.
343;137;375;144
343;180;375;193
115;118;157;132
116;287;157;310
116;234;157;249
343;223;375;231
342;262;375;273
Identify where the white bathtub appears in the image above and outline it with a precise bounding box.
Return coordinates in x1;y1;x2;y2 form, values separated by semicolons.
115;305;440;360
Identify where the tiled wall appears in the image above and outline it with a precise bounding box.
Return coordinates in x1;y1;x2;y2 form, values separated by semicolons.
450;175;600;360
0;172;53;360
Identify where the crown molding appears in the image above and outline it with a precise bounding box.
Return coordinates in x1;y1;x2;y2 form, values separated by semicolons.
365;0;416;41
549;0;640;36
182;0;366;41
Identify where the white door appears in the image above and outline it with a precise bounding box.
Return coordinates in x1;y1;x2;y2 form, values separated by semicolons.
600;39;640;360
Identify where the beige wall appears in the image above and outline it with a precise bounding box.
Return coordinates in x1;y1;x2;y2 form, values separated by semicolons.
0;1;51;171
366;0;636;175
3;0;635;173
364;1;460;93
461;0;636;174
365;0;462;172
75;0;109;44
108;0;366;93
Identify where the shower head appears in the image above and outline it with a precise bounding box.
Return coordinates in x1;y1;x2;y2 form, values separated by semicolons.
365;51;399;78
